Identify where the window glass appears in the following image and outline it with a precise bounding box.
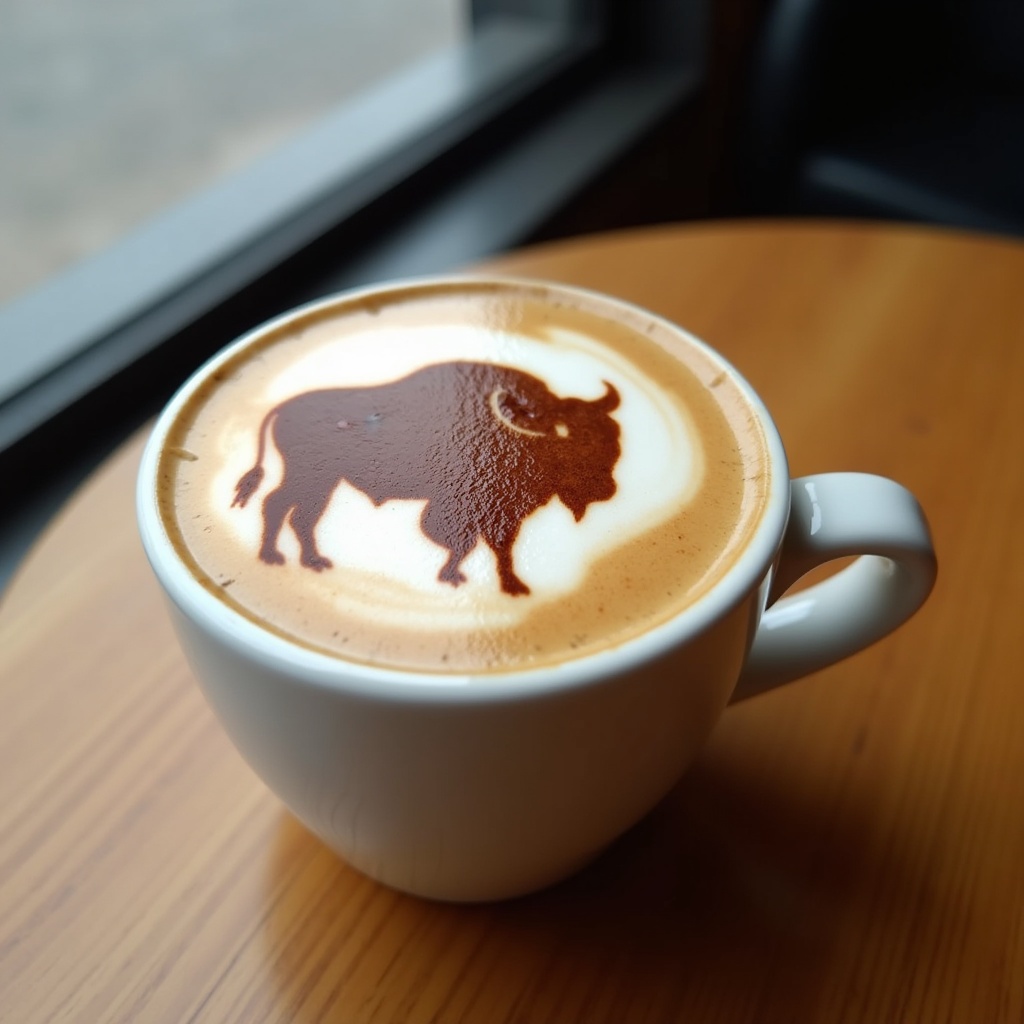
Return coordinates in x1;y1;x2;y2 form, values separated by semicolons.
0;0;463;304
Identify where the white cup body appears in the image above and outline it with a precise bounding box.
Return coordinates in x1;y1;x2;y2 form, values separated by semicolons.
137;278;801;901
159;582;763;901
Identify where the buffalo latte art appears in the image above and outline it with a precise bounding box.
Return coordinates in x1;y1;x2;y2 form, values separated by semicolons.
158;280;769;673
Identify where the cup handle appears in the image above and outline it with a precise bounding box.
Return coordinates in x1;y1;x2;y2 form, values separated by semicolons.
730;473;937;702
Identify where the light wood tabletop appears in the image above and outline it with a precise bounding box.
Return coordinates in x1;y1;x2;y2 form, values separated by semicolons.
2;220;1022;1023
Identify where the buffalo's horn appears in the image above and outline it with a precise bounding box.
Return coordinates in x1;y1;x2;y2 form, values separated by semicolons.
590;381;621;413
489;388;546;437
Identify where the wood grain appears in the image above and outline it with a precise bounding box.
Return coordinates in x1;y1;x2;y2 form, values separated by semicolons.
2;220;1022;1022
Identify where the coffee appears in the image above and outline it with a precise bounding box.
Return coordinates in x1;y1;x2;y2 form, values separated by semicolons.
158;279;769;673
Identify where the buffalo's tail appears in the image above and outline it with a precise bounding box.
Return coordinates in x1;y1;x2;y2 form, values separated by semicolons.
232;406;277;507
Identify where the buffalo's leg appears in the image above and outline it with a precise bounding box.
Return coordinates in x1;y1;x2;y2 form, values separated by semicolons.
491;540;531;596
438;552;469;586
420;503;473;587
480;519;530;595
258;486;293;565
477;516;532;598
288;490;334;571
259;476;334;570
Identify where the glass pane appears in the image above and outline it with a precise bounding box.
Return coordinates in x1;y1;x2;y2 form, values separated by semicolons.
0;0;463;305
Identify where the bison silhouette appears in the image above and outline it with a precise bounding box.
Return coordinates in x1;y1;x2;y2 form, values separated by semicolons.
232;360;621;596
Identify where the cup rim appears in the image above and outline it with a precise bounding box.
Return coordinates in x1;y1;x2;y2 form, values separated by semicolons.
137;274;791;705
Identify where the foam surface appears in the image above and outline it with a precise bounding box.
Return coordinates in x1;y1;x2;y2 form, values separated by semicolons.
212;322;698;629
161;282;768;672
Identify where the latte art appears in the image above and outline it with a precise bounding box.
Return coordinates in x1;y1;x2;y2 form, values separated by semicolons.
159;281;768;672
231;362;623;596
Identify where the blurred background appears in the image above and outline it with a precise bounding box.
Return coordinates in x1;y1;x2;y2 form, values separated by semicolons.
1;0;463;305
1;0;1022;588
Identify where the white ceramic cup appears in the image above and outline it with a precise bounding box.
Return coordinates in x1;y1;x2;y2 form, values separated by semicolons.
137;278;937;902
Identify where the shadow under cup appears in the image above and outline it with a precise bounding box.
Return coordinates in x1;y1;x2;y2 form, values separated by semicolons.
136;276;933;901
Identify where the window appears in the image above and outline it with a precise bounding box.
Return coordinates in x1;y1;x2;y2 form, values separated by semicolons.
1;0;464;305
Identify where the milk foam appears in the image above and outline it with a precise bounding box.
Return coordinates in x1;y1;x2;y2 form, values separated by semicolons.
163;281;768;672
209;321;701;634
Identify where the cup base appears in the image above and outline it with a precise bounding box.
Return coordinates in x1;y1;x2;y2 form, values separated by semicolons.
331;838;609;904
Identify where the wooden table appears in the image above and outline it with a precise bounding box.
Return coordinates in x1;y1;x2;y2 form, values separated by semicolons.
2;221;1022;1023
